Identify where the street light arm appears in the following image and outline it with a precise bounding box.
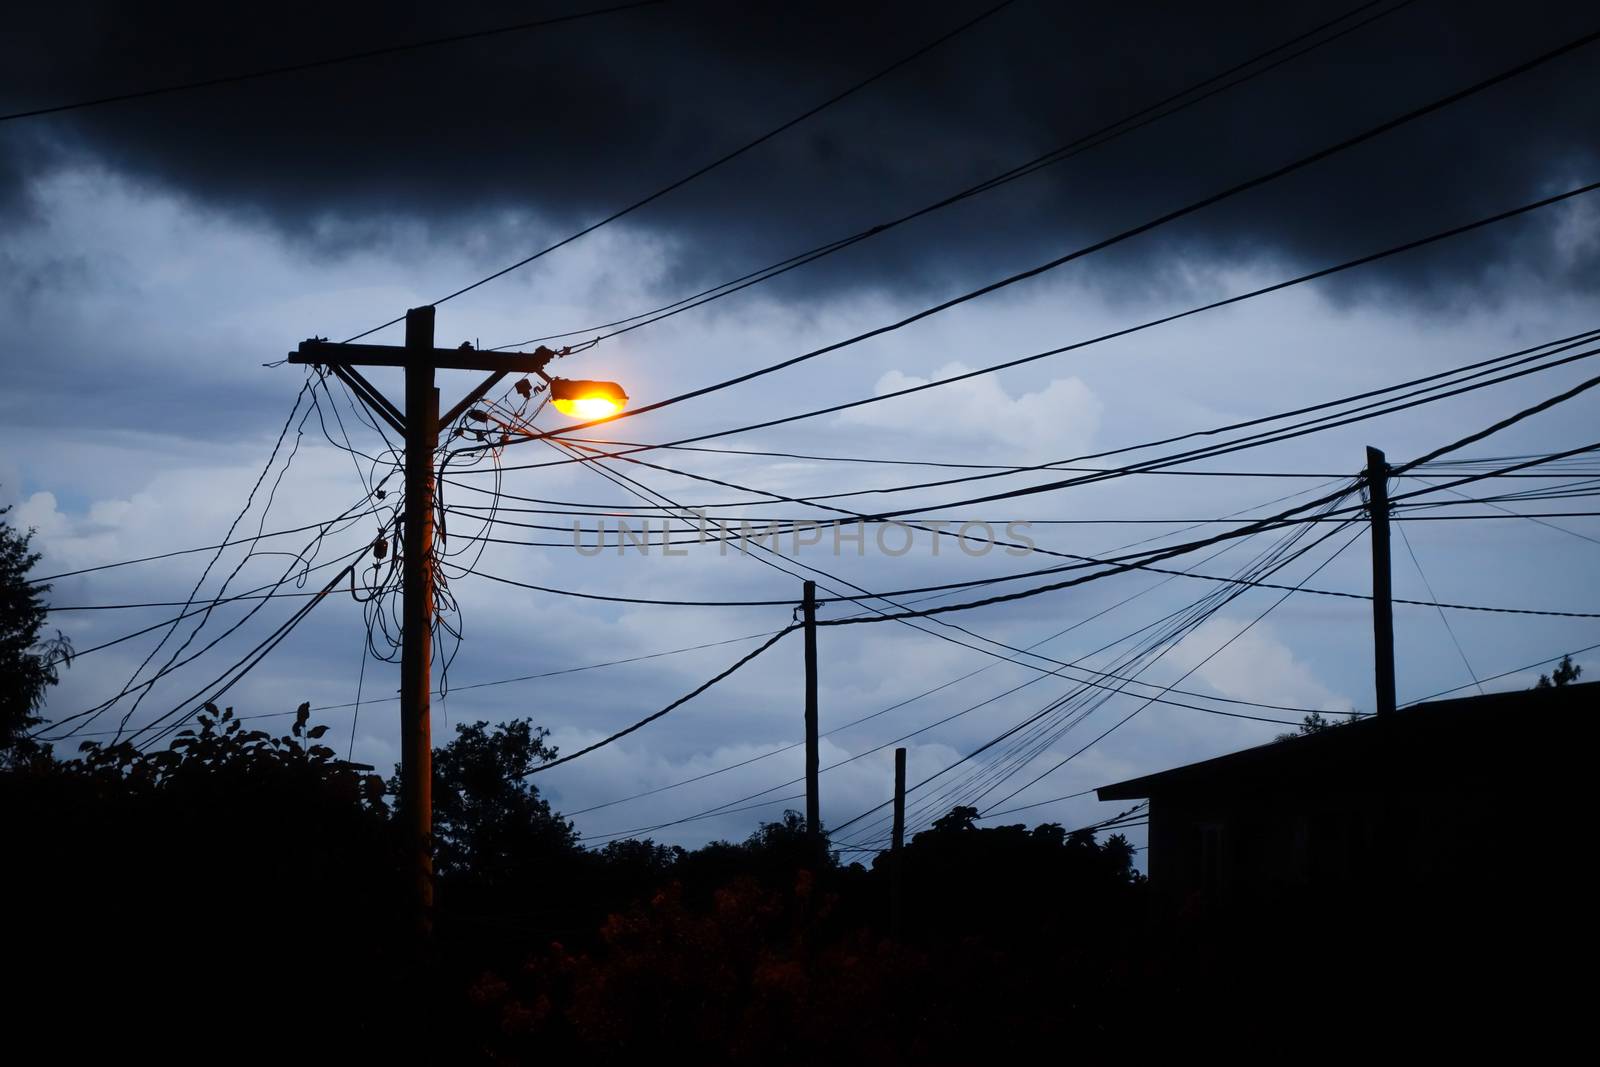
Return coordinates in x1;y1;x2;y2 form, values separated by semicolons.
440;371;508;429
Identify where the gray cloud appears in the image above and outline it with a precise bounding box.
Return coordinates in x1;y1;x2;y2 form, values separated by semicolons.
2;0;1597;310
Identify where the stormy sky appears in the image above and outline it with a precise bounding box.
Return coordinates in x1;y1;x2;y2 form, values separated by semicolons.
3;0;1598;851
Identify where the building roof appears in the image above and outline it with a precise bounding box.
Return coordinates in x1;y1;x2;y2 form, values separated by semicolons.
1096;679;1598;801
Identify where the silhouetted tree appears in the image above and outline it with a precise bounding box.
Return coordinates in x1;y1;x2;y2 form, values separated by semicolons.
590;836;685;875
744;808;833;870
1275;709;1361;741
409;718;579;886
928;804;980;833
673;810;836;909
1536;654;1582;688
0;506;72;766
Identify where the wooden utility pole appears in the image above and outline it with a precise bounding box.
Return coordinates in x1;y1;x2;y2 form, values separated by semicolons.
803;580;820;841
1366;446;1396;715
891;746;906;939
399;306;439;930
289;307;562;932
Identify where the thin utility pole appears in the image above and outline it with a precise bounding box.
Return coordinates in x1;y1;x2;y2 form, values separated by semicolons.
1366;446;1396;715
891;746;906;939
289;306;563;933
803;580;820;841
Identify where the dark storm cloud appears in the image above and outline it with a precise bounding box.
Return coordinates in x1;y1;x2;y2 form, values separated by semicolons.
2;0;1596;305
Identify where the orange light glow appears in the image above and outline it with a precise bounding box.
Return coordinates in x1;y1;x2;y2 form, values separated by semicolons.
549;378;629;420
552;395;625;419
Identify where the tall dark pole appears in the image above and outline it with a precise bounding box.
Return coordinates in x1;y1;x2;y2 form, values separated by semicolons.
1366;446;1396;716
401;306;438;930
285;316;569;937
891;746;906;939
803;580;820;841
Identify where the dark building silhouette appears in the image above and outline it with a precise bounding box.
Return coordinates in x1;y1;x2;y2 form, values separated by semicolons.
1097;680;1597;916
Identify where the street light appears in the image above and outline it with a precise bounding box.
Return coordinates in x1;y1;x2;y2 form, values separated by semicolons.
549;377;628;420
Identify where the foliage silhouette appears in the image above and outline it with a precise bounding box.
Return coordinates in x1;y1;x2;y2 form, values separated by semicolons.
0;505;72;767
1276;709;1341;740
467;808;1147;1063
406;718;578;886
1536;653;1582;688
9;694;1581;1058
3;702;404;1054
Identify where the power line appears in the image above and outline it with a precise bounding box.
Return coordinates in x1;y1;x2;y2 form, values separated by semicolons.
532;334;1592;521
649;185;1599;453
518;625;797;776
571;608;1327;827
488;395;1600;619
412;355;1600;687
498;423;970;792
1400;642;1600;706
979;526;1366;818
831;521;1350;840
480;222;1600;521
97;381;320;739
0;0;672;124
814;428;1600;629
494;0;1417;348
1396;519;1484;696
852;344;1600;520
559;480;1373;822
26;515;396;586
518;425;1349;831
37;546;371;671
593;515;1358;843
845;515;1360;844
431;508;1600;538
59;626;791;738
1409;476;1600;547
531;411;1171;761
463;326;1600;491
39;481;393;741
512;29;1600;440
451;524;1600;617
860;524;1362;845
476;438;1353;477
343;0;1023;341
530;438;1599;482
975;788;1098;822
516;339;1447;522
560;602;1151;818
443;436;1600;620
460;334;1600;523
125;564;359;749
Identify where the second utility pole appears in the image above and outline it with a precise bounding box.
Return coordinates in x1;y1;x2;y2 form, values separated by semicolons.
1366;446;1396;715
891;746;906;939
803;580;820;842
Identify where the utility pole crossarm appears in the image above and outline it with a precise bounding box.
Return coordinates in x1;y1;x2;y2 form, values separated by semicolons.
290;335;561;442
287;338;560;375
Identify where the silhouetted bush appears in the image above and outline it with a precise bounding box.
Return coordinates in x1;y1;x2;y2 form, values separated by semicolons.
2;704;406;1053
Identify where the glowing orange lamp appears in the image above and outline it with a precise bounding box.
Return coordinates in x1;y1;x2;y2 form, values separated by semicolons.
549;378;629;420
